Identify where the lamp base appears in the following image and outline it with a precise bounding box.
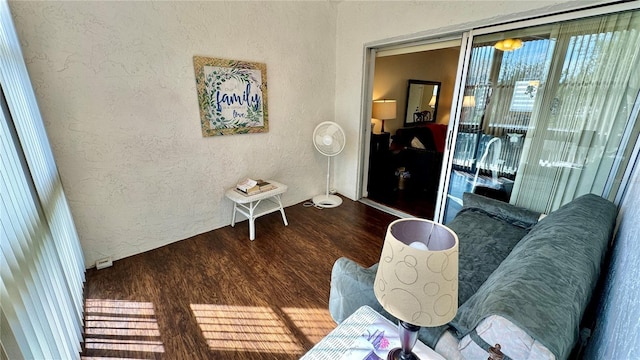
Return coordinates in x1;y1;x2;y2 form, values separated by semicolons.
386;347;419;360
386;320;421;360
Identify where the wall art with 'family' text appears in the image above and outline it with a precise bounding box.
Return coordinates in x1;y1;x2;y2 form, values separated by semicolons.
193;56;268;137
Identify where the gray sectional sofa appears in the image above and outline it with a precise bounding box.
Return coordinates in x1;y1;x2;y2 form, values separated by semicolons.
329;193;617;359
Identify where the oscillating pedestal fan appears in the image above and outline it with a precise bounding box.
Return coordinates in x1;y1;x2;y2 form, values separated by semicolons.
312;121;346;208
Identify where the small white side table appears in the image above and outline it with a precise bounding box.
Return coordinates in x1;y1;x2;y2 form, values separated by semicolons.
301;306;445;360
225;180;288;241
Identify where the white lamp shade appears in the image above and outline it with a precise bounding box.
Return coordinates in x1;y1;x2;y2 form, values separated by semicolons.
374;218;458;327
428;95;437;107
372;100;397;120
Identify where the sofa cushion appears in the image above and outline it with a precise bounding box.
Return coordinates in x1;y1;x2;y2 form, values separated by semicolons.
420;194;541;347
448;193;541;305
392;127;436;151
450;194;617;359
410;136;426;149
461;192;541;229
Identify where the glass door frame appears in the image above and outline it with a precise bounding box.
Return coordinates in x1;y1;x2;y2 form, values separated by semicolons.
434;1;640;223
433;32;472;222
358;35;465;219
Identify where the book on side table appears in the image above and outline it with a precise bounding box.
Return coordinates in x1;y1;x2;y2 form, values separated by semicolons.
235;178;276;196
256;179;276;192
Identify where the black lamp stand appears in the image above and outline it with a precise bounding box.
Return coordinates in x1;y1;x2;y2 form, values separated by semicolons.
387;320;421;360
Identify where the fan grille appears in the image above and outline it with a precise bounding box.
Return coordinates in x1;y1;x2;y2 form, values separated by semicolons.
313;122;345;156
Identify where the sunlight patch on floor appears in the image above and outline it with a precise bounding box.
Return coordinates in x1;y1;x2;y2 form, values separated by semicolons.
190;304;303;354
281;307;335;344
83;299;165;355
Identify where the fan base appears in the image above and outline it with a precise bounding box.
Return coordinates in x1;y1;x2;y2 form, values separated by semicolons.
312;194;343;208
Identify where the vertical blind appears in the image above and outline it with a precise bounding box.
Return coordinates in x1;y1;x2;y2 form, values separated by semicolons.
0;0;85;358
454;39;555;177
513;11;640;212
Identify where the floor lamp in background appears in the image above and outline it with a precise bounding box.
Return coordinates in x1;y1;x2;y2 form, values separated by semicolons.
373;99;397;133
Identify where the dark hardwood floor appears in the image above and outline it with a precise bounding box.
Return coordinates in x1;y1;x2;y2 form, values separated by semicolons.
81;197;398;360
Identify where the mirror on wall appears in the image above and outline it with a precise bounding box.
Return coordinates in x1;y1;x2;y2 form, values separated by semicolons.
404;80;441;127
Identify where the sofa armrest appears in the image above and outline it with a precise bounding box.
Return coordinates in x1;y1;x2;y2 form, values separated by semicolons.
328;257;384;323
328;257;452;349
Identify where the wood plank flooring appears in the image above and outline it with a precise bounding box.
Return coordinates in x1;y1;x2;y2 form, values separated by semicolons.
81;197;398;360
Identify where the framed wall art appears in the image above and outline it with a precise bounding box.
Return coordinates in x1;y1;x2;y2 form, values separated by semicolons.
193;56;268;136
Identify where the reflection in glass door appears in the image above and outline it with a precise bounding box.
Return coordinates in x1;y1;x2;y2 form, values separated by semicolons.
443;10;640;223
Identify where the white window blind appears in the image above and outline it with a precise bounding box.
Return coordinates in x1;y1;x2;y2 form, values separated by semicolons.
512;11;640;212
1;0;85;358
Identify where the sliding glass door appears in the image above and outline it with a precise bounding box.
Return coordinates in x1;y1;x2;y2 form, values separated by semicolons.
441;8;640;223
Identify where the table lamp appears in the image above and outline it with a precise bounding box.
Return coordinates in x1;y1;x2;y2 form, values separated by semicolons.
374;218;459;360
372;99;397;133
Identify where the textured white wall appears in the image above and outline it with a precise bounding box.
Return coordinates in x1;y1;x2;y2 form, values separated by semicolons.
10;1;337;267
584;163;640;358
333;0;609;200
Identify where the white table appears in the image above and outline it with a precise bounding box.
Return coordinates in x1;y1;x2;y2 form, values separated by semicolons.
225;180;288;240
301;306;445;360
